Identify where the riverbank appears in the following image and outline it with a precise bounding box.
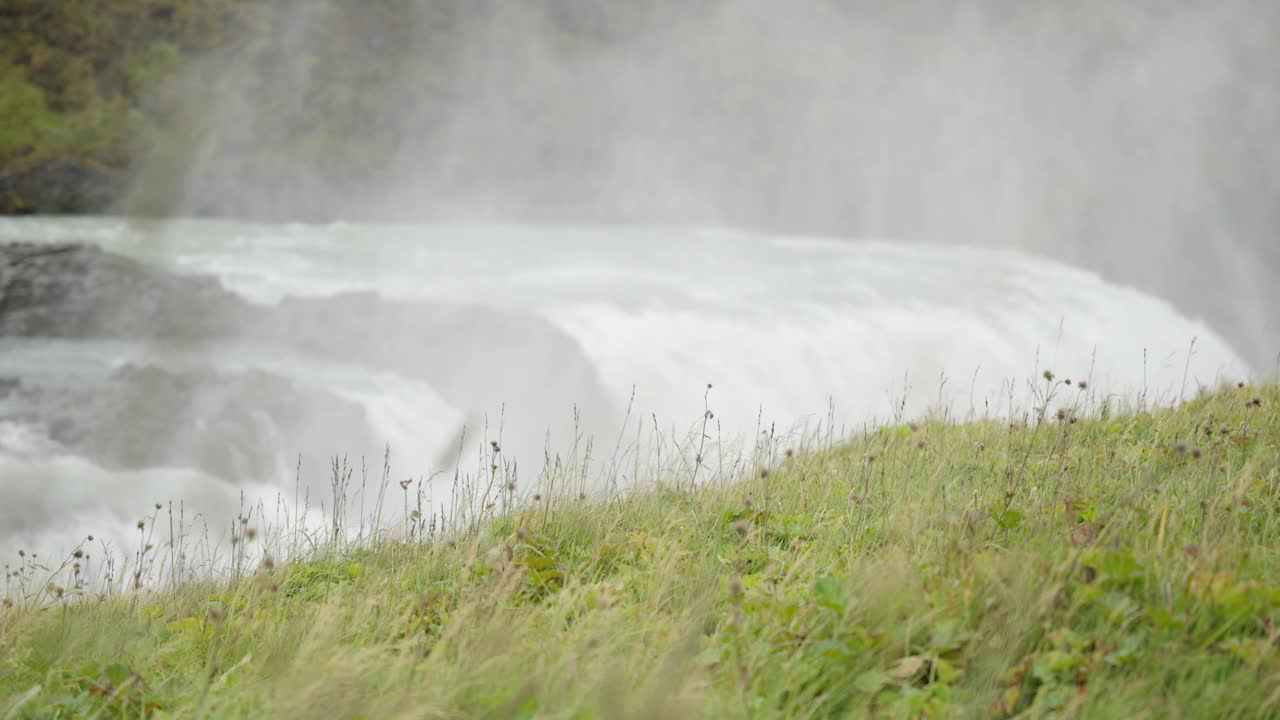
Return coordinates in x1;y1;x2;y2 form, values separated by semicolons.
2;380;1277;718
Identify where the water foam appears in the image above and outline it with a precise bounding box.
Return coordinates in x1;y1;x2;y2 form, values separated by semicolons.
0;217;1253;566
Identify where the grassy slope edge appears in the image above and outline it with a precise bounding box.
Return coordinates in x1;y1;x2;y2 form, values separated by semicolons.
2;381;1279;719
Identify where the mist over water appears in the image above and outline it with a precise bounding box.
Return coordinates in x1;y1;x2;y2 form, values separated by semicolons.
2;2;1276;568
127;0;1280;367
0;217;1252;565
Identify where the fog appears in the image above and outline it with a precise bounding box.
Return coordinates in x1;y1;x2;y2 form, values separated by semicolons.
6;1;1277;567
124;0;1280;368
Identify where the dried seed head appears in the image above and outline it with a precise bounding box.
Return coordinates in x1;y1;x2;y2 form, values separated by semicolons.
1055;408;1069;422
533;494;543;502
1043;370;1055;382
1064;378;1072;386
270;583;280;593
1174;443;1188;457
578;492;587;501
916;440;927;450
1184;544;1201;558
136;520;145;530
155;503;162;510
759;468;770;479
1;598;12;609
732;520;753;538
262;554;275;571
399;478;412;490
728;576;744;598
1238;381;1247;389
245;528;257;542
87;535;93;542
506;481;517;493
1191;448;1203;460
1077;381;1089;390
207;606;225;623
72;548;84;559
785;448;795;458
516;527;529;542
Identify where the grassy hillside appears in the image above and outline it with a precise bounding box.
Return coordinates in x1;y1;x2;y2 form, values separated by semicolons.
2;379;1278;718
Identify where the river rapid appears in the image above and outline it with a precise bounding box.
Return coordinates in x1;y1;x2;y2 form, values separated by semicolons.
0;216;1251;570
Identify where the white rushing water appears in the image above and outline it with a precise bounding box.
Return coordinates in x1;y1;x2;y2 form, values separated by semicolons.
0;216;1252;568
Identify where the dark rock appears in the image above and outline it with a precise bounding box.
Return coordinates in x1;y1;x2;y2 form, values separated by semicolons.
1;363;376;482
0;160;120;215
0;242;250;339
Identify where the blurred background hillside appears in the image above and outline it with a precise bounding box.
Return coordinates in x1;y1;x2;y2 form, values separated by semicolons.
0;0;668;217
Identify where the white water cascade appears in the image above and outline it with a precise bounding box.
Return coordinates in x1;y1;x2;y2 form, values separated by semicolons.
0;217;1251;567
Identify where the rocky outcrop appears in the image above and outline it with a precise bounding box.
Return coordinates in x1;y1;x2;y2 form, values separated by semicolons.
0;242;248;338
0;161;121;215
0;365;377;481
0;241;617;479
1;240;612;418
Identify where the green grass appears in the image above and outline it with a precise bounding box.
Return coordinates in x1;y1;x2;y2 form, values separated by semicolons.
2;380;1279;718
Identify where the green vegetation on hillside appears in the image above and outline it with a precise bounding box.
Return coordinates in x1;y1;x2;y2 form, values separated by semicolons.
0;0;263;212
2;380;1278;718
0;0;645;216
